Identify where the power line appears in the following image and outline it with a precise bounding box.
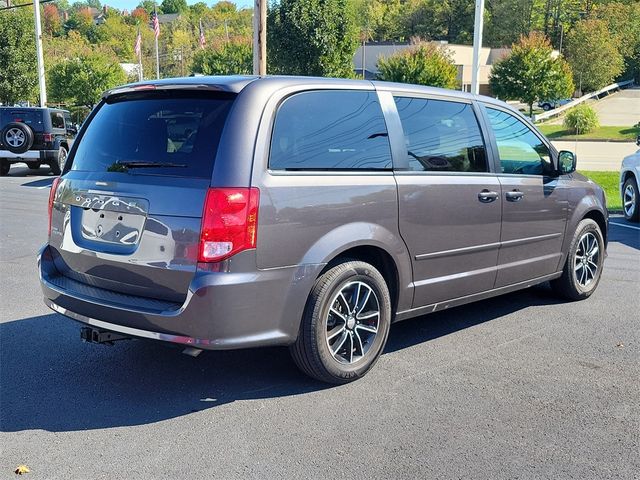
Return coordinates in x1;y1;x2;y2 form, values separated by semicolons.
0;0;54;12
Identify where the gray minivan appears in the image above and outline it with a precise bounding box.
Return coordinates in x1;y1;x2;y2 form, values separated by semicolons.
39;76;608;384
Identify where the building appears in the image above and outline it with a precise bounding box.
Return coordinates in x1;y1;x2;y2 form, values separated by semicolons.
353;42;511;96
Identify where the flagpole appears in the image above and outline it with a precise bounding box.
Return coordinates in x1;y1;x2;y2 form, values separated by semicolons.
154;4;160;79
139;53;144;82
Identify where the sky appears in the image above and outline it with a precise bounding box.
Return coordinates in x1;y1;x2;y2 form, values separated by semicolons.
103;0;254;11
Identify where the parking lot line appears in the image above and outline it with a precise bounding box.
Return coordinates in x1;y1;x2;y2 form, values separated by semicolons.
610;221;640;231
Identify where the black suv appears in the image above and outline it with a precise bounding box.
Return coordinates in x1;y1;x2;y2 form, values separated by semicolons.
0;107;77;176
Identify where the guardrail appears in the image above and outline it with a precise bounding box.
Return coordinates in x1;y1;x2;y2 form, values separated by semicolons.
533;79;635;123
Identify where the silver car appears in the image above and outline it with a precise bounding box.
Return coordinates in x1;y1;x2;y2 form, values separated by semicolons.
39;76;608;384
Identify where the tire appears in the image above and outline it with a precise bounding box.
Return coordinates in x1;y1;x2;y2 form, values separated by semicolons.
0;160;9;176
542;103;552;111
551;218;604;301
1;122;34;154
27;162;41;170
290;260;392;384
622;176;639;222
49;146;67;176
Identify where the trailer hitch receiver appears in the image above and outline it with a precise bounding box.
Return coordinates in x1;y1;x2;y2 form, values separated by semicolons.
80;327;130;345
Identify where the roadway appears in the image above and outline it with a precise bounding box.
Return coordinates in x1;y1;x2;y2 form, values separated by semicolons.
1;167;639;479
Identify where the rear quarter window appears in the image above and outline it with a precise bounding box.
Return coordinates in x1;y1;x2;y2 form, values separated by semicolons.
69;92;235;178
269;90;392;171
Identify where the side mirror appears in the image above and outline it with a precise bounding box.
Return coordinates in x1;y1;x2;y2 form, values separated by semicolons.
558;150;577;175
67;126;77;135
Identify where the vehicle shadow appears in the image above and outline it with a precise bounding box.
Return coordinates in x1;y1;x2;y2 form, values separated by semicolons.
4;165;55;179
0;286;561;433
608;219;640;250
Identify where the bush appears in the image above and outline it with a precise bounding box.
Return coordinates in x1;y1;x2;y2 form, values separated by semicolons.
376;42;458;89
563;104;599;134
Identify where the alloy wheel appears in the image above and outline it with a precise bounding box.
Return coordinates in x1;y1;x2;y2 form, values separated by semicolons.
623;183;636;218
325;281;380;365
573;232;600;287
5;128;26;148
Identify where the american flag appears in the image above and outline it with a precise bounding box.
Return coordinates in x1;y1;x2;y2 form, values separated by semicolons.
152;8;160;39
134;28;142;58
198;19;206;49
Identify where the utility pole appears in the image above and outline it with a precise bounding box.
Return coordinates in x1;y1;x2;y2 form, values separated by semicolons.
33;0;47;106
253;0;266;75
470;0;485;95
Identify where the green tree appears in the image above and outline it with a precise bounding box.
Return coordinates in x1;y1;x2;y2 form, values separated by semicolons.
490;32;574;116
191;41;252;75
268;0;358;77
49;55;127;107
137;0;162;14
565;19;624;93
593;2;640;82
0;9;37;105
376;42;458;89
161;0;188;14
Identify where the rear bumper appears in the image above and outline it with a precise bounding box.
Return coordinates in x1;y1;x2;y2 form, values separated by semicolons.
38;245;322;350
0;149;57;161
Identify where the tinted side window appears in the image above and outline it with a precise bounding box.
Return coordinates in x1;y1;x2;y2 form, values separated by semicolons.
269;90;392;170
486;107;552;175
50;111;65;129
394;97;487;172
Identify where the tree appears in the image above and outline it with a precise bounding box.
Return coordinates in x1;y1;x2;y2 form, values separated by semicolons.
49;55;127;107
268;0;358;77
161;0;188;14
376;42;458;89
593;2;640;82
191;41;252;75
43;4;63;36
565;19;624;93
489;32;574;116
137;0;161;14
0;10;37;105
131;7;149;24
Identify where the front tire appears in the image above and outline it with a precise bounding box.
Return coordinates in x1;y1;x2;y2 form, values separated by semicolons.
290;260;391;384
622;176;639;222
27;162;41;170
551;219;604;301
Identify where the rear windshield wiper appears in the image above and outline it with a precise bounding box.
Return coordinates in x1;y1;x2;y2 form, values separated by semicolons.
116;161;188;169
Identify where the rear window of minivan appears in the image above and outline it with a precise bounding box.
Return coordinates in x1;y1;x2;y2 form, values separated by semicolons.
70;92;234;178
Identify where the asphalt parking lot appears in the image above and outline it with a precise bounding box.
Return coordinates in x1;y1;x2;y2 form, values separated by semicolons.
1;165;639;479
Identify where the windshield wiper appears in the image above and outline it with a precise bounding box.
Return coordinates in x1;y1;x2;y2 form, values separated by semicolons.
116;161;188;169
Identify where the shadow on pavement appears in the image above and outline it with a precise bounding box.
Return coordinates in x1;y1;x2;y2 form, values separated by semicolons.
21;177;55;188
0;286;562;433
3;165;55;178
608;219;640;251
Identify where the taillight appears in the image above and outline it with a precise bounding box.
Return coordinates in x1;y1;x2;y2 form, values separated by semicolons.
43;133;53;142
198;187;259;262
48;177;61;236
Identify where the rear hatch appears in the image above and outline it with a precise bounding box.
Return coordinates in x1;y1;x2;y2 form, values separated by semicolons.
50;89;235;304
0;109;46;150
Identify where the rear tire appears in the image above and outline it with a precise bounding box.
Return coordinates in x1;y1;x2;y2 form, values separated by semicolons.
27;162;41;170
551;219;604;301
0;160;9;176
290;260;391;384
622;176;639;222
49;146;67;176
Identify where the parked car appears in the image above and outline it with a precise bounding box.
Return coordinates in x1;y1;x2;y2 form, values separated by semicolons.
39;76;608;384
538;98;572;111
620;134;640;222
0;106;76;176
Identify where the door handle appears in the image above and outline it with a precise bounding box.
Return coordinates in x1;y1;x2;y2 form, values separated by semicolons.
478;189;499;203
506;190;524;202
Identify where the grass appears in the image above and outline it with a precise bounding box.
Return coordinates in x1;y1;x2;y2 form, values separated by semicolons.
538;124;640;141
578;170;622;211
